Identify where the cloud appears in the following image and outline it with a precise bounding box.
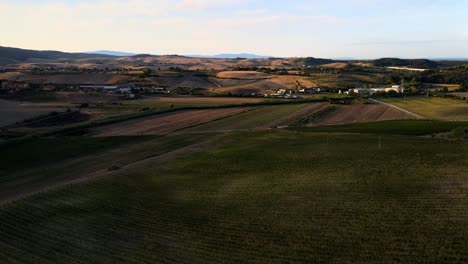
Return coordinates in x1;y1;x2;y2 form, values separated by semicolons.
175;0;252;11
350;39;455;46
237;9;269;15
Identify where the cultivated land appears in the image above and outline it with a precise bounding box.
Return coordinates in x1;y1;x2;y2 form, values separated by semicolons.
209;71;317;94
95;107;254;136
181;103;320;132
0;99;63;127
382;97;468;120
312;104;417;126
0;131;467;263
1;46;468;263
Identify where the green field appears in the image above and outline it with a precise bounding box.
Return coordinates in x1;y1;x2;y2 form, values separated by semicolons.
1;131;467;263
294;120;468;136
382;97;468;120
181;104;312;132
0;134;210;203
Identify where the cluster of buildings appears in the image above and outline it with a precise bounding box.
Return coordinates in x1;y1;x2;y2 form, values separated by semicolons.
340;85;405;95
78;85;169;95
265;87;324;98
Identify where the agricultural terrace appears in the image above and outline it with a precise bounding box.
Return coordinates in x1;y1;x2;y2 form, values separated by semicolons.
0;131;467;263
381;97;468;120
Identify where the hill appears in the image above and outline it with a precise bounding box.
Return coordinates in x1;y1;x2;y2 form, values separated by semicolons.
372;58;440;69
85;50;137;56
295;57;337;66
188;53;271;59
0;46;113;63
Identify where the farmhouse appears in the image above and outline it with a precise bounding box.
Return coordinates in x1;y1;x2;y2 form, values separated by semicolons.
80;85;119;90
350;88;370;95
79;85;139;94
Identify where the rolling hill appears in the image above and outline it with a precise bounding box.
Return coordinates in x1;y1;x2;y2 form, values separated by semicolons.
0;46;113;63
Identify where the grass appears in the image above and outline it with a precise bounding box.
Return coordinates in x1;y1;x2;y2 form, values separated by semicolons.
0;136;150;175
111;96;270;110
382;97;468;120
0;131;467;263
0;133;209;203
291;120;468;135
182;104;312;132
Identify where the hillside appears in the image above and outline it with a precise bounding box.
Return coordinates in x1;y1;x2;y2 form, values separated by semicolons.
0;46;113;63
372;58;440;69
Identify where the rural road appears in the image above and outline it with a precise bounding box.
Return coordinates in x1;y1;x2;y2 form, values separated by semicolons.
369;98;425;119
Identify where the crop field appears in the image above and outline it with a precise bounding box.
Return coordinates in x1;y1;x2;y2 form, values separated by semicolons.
210;71;317;94
216;71;272;79
120;96;268;109
293;120;468;135
312;104;416;126
0;72;141;85
182;103;322;132
0;99;63;127
382;97;468;120
95;107;254;136
0;131;467;263
308;72;386;87
0;134;210;203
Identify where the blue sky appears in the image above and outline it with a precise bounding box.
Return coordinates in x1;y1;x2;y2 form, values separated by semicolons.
1;0;467;58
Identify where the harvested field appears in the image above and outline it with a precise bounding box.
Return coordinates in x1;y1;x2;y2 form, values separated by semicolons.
210;74;317;94
0;99;63;127
152;73;217;88
267;102;329;127
216;71;272;79
126;96;267;108
183;104;315;132
382;97;468;120
96;107;253;136
312;104;416;126
321;62;349;68
0;72;140;85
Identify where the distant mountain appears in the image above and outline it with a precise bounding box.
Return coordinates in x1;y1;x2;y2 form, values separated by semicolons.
371;58;440;69
428;57;468;61
0;46;113;64
294;57;336;66
331;57;356;61
86;50;137;57
187;53;271;59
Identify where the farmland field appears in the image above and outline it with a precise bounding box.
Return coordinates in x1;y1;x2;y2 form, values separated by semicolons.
382;97;468;120
0;131;467;263
120;96;268;109
182;103;324;132
0;134;211;203
311;104;417;126
0;99;63;127
95;107;254;136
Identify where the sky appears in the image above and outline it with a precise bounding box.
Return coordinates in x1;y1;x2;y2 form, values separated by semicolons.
1;0;468;58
